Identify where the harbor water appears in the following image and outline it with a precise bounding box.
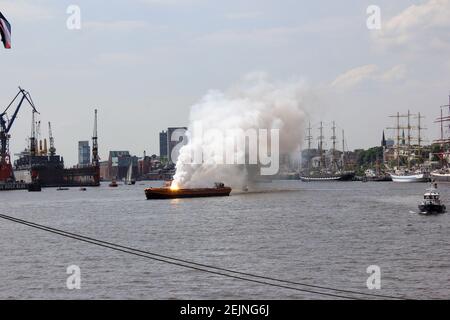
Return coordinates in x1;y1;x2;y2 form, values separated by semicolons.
0;181;449;299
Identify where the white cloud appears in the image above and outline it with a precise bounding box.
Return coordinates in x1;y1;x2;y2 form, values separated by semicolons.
331;65;378;88
331;64;407;89
377;64;407;82
374;0;450;50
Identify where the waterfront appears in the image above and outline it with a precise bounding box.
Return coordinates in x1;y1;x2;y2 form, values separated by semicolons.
0;181;449;300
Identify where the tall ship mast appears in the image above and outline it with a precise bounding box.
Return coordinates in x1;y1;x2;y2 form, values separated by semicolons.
387;110;429;183
318;121;325;169
304;121;313;171
299;121;355;182
430;94;450;182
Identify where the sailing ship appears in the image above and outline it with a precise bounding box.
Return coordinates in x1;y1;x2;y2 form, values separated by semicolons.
431;94;450;182
386;111;430;183
431;168;450;182
124;162;136;185
300;121;355;182
390;170;430;183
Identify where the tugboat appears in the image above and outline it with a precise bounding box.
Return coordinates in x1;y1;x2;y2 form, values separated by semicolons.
418;184;446;215
145;182;232;200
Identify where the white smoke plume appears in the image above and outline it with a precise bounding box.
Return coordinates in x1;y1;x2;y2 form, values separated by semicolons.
172;73;307;188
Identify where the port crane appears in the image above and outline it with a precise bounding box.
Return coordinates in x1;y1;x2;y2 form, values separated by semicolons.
92;109;99;166
0;87;39;182
48;121;56;156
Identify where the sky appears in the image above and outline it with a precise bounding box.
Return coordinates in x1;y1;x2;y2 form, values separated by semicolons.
1;0;450;165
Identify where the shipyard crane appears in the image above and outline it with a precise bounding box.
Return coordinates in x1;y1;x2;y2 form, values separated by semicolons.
92;109;99;166
48;121;56;156
0;87;39;181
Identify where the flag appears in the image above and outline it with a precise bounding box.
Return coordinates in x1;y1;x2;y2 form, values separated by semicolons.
0;11;11;49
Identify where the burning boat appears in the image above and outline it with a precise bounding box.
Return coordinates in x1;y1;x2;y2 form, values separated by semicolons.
145;182;232;200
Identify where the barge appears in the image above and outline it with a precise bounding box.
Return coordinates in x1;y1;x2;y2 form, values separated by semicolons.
145;182;232;200
0;181;28;191
300;171;355;182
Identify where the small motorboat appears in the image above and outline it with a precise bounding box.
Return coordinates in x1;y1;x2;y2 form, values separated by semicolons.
57;187;69;191
79;187;87;191
28;181;42;192
109;179;118;187
418;184;446;215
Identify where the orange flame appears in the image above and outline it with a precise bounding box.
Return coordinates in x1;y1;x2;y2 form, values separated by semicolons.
170;182;180;191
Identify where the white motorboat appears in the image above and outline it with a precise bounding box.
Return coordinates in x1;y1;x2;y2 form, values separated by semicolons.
418;184;446;214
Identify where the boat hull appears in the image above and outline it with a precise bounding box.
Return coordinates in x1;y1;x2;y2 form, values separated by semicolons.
0;182;28;191
430;173;450;183
363;175;393;182
390;173;430;183
145;187;232;199
14;155;100;188
27;182;42;192
418;204;446;215
300;172;355;182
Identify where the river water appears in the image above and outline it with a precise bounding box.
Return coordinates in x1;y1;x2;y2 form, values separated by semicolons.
0;181;449;300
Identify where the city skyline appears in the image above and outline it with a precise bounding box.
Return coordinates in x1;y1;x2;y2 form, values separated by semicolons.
1;0;450;165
